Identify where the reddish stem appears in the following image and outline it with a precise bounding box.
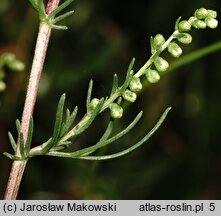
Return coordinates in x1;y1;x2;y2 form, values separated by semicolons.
4;0;60;200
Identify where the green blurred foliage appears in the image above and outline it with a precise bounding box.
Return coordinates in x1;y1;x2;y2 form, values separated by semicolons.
0;0;221;199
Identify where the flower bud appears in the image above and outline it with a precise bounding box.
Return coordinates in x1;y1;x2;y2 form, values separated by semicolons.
178;20;191;32
89;98;100;111
188;16;197;25
194;8;208;19
205;16;218;29
2;53;15;63
109;103;123;119
122;89;137;103
129;77;142;92
192;20;207;29
152;34;165;49
207;10;217;19
0;81;6;92
145;69;160;83
168;42;182;58
154;57;169;72
8;60;25;72
177;33;192;44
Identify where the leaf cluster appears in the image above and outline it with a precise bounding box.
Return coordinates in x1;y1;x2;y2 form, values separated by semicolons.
29;0;75;30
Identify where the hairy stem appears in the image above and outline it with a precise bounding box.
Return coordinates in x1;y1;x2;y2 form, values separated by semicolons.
4;0;60;200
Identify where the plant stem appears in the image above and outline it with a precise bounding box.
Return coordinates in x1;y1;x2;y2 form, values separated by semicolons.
4;0;60;200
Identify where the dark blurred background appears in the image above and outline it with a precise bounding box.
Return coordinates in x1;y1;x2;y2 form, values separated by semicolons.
0;0;221;199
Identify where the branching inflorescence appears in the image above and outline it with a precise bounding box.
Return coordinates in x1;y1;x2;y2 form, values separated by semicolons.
3;2;218;162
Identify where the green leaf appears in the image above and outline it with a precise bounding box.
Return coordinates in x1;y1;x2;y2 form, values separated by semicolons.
52;10;75;24
175;16;182;30
29;0;46;18
48;0;75;19
8;132;17;152
15;119;21;134
127;57;135;74
121;70;134;92
53;94;66;140
51;25;68;30
26;117;34;155
46;107;171;160
99;121;113;142
41;94;66;153
78;107;171;160
59;110;143;158
81;121;113;156
110;74;119;95
121;58;136;91
86;80;93;112
19;132;25;159
60;106;78;137
150;36;155;54
29;0;38;10
3;152;20;160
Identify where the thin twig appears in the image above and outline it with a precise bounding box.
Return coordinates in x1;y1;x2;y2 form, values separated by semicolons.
4;0;60;200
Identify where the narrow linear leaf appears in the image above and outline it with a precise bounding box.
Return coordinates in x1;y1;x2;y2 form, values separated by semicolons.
41;94;66;153
37;0;46;18
29;0;46;18
78;107;171;160
168;41;221;73
127;57;135;74
80;121;114;157
48;0;75;19
51;141;72;151
61;108;70;133
52;10;74;24
175;16;182;30
121;58;136;91
110;74;119;95
19;133;25;159
53;94;66;140
121;70;134;92
51;25;68;30
29;0;38;10
150;36;155;54
53;98;104;148
66;109;71;120
3;152;20;160
86;80;93;111
15;119;21;135
60;106;78;136
26;117;34;155
99;121;113;142
64;110;143;158
8;132;17;152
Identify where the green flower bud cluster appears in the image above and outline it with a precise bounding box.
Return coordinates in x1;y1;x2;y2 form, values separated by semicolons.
151;8;218;83
107;8;218;119
109;77;140;118
0;53;25;72
177;8;218;31
0;53;25;92
194;8;218;29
